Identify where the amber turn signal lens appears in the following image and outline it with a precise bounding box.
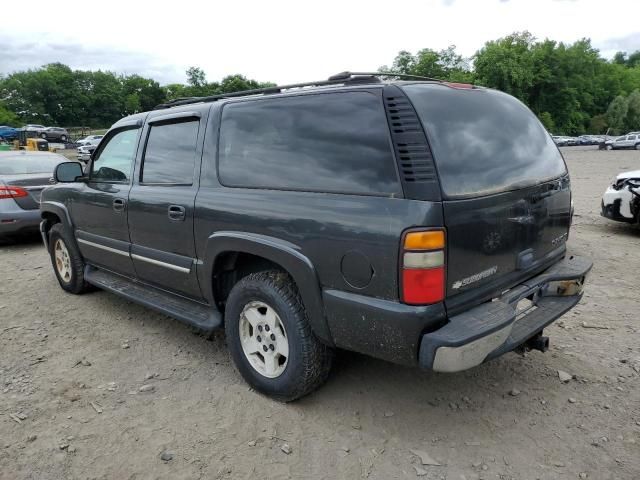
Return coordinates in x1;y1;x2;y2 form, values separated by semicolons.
404;230;445;251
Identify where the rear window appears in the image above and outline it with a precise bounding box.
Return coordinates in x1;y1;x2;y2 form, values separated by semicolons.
402;84;567;198
0;154;63;175
218;92;400;196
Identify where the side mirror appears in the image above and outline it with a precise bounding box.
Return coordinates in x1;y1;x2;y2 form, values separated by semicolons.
54;162;85;183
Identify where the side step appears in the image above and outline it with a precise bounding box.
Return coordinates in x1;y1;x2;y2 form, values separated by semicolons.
84;266;221;333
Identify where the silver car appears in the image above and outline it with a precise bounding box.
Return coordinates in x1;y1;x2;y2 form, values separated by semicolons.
76;135;104;147
0;151;68;237
605;134;640;150
41;127;70;142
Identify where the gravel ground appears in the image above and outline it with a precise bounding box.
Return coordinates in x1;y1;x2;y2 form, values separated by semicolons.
0;147;638;480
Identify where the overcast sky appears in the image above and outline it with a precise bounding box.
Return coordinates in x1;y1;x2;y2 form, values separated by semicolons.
1;0;638;86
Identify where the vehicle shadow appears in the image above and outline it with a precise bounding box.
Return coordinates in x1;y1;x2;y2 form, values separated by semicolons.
0;231;43;247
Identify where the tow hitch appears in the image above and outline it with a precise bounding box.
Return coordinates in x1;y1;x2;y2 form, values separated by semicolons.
515;332;550;355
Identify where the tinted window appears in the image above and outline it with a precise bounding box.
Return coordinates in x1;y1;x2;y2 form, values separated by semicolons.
91;129;138;182
403;84;567;198
0;153;64;175
141;120;199;184
218;92;400;195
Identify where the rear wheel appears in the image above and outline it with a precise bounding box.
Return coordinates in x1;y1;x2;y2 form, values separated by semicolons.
48;224;91;294
225;271;333;402
635;143;640;150
40;132;47;139
60;135;67;142
606;145;613;150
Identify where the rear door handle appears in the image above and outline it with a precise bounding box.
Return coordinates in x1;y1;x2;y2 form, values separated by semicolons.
113;198;126;212
168;205;186;221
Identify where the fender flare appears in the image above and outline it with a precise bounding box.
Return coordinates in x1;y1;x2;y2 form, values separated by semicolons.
201;231;334;346
40;201;76;250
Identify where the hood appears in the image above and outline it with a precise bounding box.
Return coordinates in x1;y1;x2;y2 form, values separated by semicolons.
616;170;640;180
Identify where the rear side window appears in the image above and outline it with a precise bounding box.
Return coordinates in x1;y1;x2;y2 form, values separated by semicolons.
218;92;400;196
402;84;567;199
141;120;199;185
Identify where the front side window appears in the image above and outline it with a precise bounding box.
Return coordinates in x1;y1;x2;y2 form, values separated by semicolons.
218;92;400;196
141;120;199;184
91;129;138;182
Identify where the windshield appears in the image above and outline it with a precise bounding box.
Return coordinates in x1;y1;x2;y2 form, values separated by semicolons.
402;84;567;199
0;154;63;175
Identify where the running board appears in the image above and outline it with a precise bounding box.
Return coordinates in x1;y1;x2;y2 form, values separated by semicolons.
84;266;221;333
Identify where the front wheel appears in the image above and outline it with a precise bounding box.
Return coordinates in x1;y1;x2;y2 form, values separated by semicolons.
40;132;47;139
635;143;640;150
606;145;613;150
60;135;67;142
225;271;333;402
48;224;91;294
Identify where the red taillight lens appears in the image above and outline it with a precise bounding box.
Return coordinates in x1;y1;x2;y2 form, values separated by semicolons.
401;229;446;305
0;186;29;199
402;267;445;305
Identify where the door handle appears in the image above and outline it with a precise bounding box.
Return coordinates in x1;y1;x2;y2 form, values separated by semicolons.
113;198;126;212
168;205;186;221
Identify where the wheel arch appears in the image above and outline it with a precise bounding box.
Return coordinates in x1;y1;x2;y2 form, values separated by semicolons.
201;231;334;346
40;201;75;250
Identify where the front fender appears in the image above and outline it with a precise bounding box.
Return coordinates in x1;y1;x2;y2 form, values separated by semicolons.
200;231;334;346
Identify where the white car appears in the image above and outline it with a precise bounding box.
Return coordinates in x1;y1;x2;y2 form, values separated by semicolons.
601;170;640;223
76;135;103;147
604;134;640;150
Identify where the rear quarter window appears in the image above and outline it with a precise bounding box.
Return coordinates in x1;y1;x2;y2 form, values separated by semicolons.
218;92;401;196
402;84;567;199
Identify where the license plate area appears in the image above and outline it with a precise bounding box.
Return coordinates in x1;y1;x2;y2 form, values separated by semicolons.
515;295;538;320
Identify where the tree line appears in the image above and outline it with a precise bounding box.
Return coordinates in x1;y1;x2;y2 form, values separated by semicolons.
1;31;639;135
381;32;640;135
0;64;273;129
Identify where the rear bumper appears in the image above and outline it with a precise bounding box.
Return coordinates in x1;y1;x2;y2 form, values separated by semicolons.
0;207;41;235
418;255;592;372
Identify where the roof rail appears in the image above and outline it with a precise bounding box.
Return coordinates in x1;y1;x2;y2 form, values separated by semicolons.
153;71;442;110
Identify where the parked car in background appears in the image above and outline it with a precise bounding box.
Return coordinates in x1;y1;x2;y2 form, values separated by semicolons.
76;135;104;147
41;73;591;401
601;170;640;223
77;144;97;163
605;134;640;150
0;151;68;237
41;127;69;142
552;135;567;146
0;126;19;141
578;135;602;146
24;124;46;134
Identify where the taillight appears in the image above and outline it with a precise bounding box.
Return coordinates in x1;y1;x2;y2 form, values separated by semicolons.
401;229;446;305
0;186;29;199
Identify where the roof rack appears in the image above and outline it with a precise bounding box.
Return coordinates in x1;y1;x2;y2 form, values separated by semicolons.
153;71;443;109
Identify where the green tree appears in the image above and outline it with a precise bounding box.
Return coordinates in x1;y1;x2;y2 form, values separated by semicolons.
625;89;640;131
606;95;629;134
538;111;555;132
0;101;19;126
589;114;608;134
474;32;536;103
186;67;207;88
382;45;473;82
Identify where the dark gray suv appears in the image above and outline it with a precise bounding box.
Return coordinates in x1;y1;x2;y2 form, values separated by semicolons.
40;72;592;401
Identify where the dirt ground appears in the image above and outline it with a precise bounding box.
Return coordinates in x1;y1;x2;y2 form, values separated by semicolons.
1;147;638;480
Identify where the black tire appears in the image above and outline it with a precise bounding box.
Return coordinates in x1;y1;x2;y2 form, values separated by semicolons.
40;132;47;139
225;271;333;402
60;135;67;142
48;223;91;294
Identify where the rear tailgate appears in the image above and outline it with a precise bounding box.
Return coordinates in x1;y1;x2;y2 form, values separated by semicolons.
402;83;570;309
